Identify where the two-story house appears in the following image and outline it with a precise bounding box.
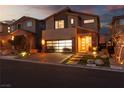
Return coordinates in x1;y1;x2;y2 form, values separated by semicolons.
10;16;45;52
42;8;100;53
0;22;10;49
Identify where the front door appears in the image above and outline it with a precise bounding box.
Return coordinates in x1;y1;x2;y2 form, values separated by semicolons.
78;36;92;52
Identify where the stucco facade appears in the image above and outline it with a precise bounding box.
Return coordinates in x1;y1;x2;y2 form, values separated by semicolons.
42;8;100;53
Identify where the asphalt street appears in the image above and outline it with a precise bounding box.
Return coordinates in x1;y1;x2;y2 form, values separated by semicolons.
0;59;124;88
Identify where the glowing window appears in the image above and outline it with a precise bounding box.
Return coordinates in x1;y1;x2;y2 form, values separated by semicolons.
84;19;95;24
55;20;64;29
71;18;74;24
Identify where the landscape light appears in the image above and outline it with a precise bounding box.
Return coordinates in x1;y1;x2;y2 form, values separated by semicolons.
20;51;27;57
93;51;97;58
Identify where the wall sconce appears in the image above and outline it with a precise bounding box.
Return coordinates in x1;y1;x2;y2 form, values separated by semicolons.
93;47;97;58
42;39;45;46
11;36;14;41
93;47;97;51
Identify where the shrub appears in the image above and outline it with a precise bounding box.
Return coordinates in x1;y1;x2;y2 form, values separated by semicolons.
78;54;94;65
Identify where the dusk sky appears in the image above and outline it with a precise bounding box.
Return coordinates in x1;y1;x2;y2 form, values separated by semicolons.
1;5;124;34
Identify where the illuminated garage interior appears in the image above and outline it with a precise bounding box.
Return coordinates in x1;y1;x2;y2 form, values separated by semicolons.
46;40;72;52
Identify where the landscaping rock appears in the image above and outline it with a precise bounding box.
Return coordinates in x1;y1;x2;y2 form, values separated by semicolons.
95;59;104;66
87;59;95;64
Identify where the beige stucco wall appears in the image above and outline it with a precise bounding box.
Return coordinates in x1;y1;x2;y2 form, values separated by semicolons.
80;15;99;31
67;14;79;28
42;28;77;40
45;13;99;32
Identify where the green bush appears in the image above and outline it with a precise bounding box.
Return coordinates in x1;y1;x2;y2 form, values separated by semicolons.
102;57;110;66
78;55;94;65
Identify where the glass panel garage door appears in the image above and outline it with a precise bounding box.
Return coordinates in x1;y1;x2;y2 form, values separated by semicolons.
46;40;72;52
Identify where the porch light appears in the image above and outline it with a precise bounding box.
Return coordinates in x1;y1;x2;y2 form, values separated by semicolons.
93;47;97;51
93;51;97;58
93;51;97;55
8;30;11;33
42;39;45;45
2;40;5;44
11;36;14;41
120;62;123;65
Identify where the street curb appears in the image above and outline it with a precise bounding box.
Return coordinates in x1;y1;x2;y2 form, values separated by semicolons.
0;57;124;73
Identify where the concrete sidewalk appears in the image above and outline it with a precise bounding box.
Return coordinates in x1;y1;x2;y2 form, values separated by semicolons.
109;58;124;70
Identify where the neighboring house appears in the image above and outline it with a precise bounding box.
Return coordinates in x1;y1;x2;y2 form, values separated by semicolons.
112;15;124;34
42;8;100;53
0;22;10;49
10;16;45;52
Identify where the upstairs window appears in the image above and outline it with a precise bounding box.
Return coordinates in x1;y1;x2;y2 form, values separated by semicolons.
71;18;74;24
27;21;33;27
55;20;64;29
84;19;95;24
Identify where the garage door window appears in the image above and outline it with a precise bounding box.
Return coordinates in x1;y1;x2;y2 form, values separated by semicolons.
46;40;72;52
